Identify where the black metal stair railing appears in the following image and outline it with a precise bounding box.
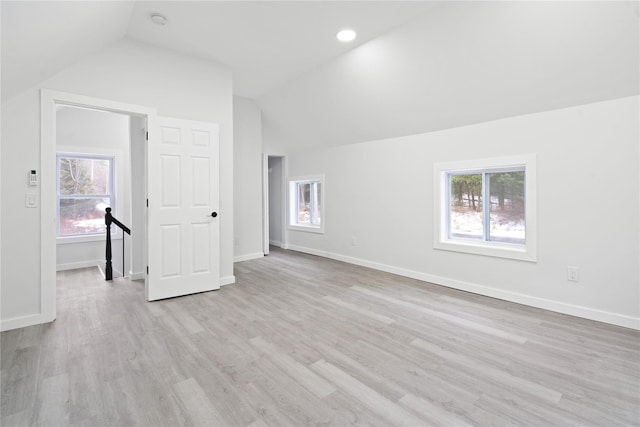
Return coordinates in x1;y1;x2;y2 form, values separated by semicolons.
104;207;131;281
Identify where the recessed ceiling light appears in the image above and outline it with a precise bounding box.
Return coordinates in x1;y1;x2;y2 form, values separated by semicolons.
150;13;167;26
336;29;356;43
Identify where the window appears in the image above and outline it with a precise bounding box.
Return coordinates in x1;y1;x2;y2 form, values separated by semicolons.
434;155;536;262
288;175;324;233
57;154;115;237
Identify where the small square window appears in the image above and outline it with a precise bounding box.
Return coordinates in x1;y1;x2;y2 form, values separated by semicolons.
434;155;536;262
448;170;525;244
288;175;324;233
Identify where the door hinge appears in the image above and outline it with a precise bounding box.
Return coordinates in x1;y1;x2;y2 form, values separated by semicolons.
146;131;149;140
146;199;148;207
146;266;149;274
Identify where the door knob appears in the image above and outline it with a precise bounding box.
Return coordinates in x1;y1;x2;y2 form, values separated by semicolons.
211;212;218;218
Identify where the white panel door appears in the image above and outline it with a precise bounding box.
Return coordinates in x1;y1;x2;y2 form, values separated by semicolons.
147;117;220;301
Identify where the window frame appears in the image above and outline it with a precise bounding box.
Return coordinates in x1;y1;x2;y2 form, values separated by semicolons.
56;152;117;243
287;175;325;234
434;154;537;262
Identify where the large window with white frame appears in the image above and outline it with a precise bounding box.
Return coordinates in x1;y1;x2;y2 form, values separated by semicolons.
288;175;324;233
57;153;115;237
434;154;537;261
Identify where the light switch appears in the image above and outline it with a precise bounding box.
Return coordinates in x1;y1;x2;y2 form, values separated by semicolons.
25;193;37;208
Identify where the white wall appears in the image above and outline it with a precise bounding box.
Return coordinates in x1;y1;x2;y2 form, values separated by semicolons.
268;156;284;246
55;106;131;273
1;39;234;329
233;96;264;262
285;97;639;328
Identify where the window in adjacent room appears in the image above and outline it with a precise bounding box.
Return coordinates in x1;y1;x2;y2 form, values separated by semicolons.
288;175;324;233
57;154;115;237
434;155;537;261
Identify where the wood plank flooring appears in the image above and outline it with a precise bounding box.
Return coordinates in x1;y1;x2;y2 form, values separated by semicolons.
2;247;639;426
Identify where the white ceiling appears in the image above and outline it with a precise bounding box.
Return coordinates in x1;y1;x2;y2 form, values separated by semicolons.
1;1;438;103
2;1;637;151
1;1;135;103
126;1;439;99
258;1;639;151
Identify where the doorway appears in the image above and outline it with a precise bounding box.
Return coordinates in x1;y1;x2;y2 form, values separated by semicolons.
55;105;144;279
263;155;286;255
40;90;155;323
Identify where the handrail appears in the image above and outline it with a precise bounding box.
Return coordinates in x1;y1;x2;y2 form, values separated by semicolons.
106;207;130;234
105;207;131;281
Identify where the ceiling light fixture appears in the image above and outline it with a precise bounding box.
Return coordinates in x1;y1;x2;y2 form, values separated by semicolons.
150;13;167;26
336;29;356;43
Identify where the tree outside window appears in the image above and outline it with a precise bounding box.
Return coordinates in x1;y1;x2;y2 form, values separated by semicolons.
288;175;324;233
449;170;525;244
434;154;537;262
57;155;114;236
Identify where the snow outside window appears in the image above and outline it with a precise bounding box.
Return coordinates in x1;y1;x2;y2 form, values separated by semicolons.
57;154;115;237
434;155;537;262
288;175;324;233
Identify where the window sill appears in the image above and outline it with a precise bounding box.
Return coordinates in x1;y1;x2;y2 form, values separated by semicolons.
434;238;536;262
288;224;324;234
57;234;121;245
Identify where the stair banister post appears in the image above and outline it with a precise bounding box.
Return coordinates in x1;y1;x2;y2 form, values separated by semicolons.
105;207;113;281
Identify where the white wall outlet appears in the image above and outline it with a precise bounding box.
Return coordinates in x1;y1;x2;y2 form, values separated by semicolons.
567;266;580;282
351;236;357;246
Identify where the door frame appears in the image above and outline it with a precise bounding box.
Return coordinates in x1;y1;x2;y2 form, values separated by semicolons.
262;154;270;255
40;89;156;322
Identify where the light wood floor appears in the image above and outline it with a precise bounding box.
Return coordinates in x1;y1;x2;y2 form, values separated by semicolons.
2;247;639;426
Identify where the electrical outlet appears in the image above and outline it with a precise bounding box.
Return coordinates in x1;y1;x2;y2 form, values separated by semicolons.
567;266;579;282
351;236;357;246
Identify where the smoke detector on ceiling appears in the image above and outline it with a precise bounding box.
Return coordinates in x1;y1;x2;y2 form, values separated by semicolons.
150;13;167;26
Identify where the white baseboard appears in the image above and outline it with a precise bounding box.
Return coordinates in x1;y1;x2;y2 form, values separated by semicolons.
234;252;264;263
129;271;145;280
286;244;640;330
220;275;236;286
96;265;127;279
269;240;284;248
1;313;54;332
56;259;102;271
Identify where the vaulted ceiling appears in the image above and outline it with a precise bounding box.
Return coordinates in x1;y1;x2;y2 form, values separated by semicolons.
2;1;638;151
257;1;640;150
1;1;437;103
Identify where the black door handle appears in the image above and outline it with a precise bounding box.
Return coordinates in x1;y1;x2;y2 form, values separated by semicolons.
211;212;218;218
